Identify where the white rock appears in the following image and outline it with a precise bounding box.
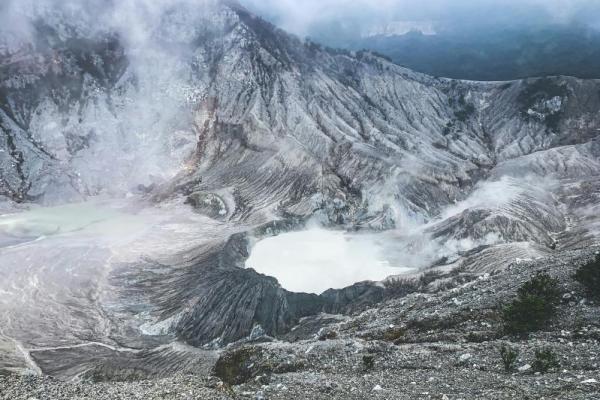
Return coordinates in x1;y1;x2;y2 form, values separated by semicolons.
373;385;383;391
249;324;265;340
581;379;598;384
518;364;532;372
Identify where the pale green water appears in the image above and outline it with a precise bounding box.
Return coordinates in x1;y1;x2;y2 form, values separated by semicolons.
0;201;149;242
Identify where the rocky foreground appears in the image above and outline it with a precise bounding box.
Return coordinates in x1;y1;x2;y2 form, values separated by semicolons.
3;247;600;399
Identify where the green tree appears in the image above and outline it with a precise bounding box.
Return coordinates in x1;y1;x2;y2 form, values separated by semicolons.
574;255;600;298
503;273;561;335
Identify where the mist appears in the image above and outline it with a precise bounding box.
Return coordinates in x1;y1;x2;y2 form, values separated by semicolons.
0;0;223;200
240;0;600;39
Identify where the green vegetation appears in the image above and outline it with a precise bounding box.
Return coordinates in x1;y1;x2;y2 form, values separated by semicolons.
318;329;338;341
382;327;406;343
517;78;568;131
574;255;600;298
502;273;561;335
384;270;444;298
213;347;267;385
517;78;568;109
442;121;453;136
499;344;519;372
362;354;375;371
454;103;475;122
383;277;420;297
532;348;560;373
356;49;393;63
447;92;476;122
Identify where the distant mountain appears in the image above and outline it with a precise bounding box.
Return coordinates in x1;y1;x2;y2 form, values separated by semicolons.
347;25;600;80
361;21;437;38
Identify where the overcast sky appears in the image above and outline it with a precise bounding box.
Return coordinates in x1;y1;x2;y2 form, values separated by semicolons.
239;0;600;38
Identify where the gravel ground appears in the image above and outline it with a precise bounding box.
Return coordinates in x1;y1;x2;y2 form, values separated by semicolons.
0;374;231;400
2;248;600;399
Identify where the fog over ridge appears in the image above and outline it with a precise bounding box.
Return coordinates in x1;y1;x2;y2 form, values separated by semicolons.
239;0;600;38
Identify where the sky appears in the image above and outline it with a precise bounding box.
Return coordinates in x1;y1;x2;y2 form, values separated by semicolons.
239;0;600;38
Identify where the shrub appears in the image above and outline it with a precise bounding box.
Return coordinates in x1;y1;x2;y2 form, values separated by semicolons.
466;331;485;343
317;329;338;341
532;348;560;373
502;273;561;335
213;347;268;385
518;78;568;112
517;78;568;131
574;255;600;298
383;277;419;298
382;327;406;343
362;354;375;371
454;104;475;122
442;121;453;136
499;344;519;372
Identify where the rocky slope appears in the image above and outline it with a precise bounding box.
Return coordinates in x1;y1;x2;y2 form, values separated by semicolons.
1;0;600;387
2;246;600;399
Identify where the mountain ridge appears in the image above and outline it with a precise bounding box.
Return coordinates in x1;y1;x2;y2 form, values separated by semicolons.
0;0;600;380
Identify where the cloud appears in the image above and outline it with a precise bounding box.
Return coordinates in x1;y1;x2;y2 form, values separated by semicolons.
239;0;600;38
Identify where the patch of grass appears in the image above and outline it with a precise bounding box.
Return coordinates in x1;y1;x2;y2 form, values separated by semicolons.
382;327;406;343
466;331;486;343
362;354;375;371
499;344;519;372
574;255;600;298
383;277;419;298
502;273;561;335
532;348;560;373
407;314;462;332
